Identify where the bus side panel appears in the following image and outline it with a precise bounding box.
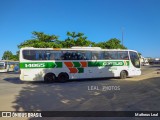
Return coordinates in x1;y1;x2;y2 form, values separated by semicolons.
20;61;141;81
20;69;45;81
127;61;141;77
0;69;8;72
84;67;115;78
127;68;141;77
20;68;71;81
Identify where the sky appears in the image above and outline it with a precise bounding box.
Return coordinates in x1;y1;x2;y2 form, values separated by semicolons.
0;0;160;58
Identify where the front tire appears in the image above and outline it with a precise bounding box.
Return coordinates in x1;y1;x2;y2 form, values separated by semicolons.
120;70;127;79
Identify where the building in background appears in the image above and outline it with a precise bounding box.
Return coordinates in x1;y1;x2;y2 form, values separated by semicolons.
140;56;150;66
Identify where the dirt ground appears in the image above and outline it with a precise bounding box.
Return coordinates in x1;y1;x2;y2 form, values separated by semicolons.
0;65;160;120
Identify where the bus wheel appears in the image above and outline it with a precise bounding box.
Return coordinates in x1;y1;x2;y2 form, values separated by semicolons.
44;73;56;83
58;72;69;83
120;70;127;79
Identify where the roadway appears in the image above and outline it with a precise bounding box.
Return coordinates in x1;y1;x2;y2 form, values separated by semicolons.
0;65;160;120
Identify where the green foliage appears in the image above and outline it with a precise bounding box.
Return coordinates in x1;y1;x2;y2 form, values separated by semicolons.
2;51;18;61
138;52;142;58
92;38;126;49
32;31;59;42
18;31;126;49
92;42;106;48
104;38;127;49
18;40;62;48
4;31;128;61
138;52;142;56
2;51;12;60
10;55;19;61
18;31;60;49
62;32;92;47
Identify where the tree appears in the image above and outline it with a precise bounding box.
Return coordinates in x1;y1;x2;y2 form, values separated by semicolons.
18;31;61;49
94;38;127;49
3;31;129;61
92;42;106;48
62;32;92;47
12;51;19;61
18;31;127;49
32;31;59;42
2;51;18;61
2;51;13;60
10;55;19;61
138;52;142;56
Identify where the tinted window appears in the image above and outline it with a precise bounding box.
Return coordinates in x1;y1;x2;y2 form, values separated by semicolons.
117;51;129;60
23;50;62;60
129;51;140;68
103;51;129;60
91;51;104;60
85;51;92;60
23;50;36;60
23;50;105;61
103;51;118;59
48;51;62;60
61;51;91;60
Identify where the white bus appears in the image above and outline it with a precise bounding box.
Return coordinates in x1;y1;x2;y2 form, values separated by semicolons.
0;60;19;72
19;47;141;82
0;61;8;72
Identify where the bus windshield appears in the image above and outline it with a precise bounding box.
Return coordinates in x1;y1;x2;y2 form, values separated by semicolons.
129;51;140;68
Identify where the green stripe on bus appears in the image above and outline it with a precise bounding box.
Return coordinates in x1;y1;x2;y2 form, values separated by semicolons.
88;61;129;67
77;68;84;73
20;61;129;69
73;62;81;67
20;62;62;68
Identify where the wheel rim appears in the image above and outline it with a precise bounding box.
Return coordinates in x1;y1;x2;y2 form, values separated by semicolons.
59;75;66;81
47;75;53;82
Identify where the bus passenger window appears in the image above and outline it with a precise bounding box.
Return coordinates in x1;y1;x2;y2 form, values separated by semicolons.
85;51;91;60
62;52;71;60
35;52;39;60
92;52;98;60
92;55;97;60
124;56;129;60
99;52;104;60
118;51;129;60
41;51;46;60
104;51;111;59
23;50;36;60
71;52;77;60
50;54;55;60
46;53;50;60
76;52;85;60
110;51;118;59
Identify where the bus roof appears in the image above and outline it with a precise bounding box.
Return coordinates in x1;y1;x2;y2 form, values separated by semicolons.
0;60;19;62
20;47;138;52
